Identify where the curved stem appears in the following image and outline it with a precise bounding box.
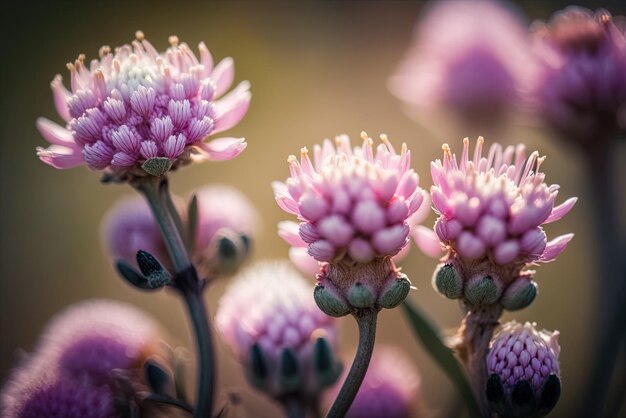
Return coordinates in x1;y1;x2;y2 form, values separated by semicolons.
134;176;214;418
326;309;378;418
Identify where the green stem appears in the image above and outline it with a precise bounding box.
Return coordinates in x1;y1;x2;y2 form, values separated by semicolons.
326;309;378;418
134;176;214;418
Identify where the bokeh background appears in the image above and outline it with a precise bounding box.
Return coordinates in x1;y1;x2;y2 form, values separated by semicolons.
1;1;625;417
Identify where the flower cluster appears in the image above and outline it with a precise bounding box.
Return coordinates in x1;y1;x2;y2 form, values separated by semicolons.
36;32;250;180
431;138;575;309
486;322;561;418
216;261;342;401
1;300;165;418
531;7;626;146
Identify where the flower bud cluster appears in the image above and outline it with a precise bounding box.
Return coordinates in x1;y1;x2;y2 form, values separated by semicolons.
216;261;342;400
486;321;561;418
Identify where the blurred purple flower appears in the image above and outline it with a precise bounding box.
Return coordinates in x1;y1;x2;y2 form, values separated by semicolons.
530;7;626;146
215;260;340;399
430;138;575;308
1;300;164;418
389;0;537;134
327;346;423;418
36;31;250;181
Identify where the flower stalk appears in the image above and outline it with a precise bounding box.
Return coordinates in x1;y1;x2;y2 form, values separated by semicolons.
326;309;378;418
134;176;215;418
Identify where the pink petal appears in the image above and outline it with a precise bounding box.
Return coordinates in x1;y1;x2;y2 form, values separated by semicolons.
372;224;410;255
544;197;577;224
212;57;234;98
308;240;336;262
457;231;486;259
318;215;354;247
194;137;246;161
540;233;574;262
278;221;307;247
412;225;443;258
36;145;85;169
51;75;71;122
36;118;76;146
408;190;431;225
288;247;320;277
212;92;251;135
273;182;300;216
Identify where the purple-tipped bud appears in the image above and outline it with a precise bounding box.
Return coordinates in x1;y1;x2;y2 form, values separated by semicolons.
216;261;340;400
531;7;626;146
36;33;251;179
486;322;561;418
327;346;423;418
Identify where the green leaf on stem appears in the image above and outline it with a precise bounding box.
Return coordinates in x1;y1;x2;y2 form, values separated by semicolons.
401;300;482;418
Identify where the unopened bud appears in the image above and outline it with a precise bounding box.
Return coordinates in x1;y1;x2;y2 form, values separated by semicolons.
501;276;537;311
347;282;377;309
313;280;350;317
378;273;411;309
465;274;502;306
433;263;463;299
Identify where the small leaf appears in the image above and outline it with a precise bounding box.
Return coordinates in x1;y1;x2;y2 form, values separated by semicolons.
142;157;172;176
115;260;154;291
402;300;482;418
187;194;199;253
144;359;173;396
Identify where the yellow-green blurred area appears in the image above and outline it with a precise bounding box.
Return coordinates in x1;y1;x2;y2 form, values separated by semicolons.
1;1;625;417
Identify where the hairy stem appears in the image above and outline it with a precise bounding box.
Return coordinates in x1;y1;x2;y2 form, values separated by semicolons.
458;304;502;418
134;176;214;418
326;309;378;418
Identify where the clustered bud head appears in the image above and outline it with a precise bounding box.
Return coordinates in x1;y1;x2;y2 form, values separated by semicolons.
215;261;341;400
486;321;561;418
531;7;626;145
36;32;251;181
1;300;165;418
327;346;423;418
430;137;575;308
102;185;257;281
274;132;435;266
389;0;537;135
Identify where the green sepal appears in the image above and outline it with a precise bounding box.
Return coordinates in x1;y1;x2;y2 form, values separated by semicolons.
313;337;343;387
347;282;376;309
465;275;500;306
378;274;411;309
115;259;154;291
136;250;172;288
510;380;537;418
313;284;350;317
433;263;463;299
142;157;172;176
279;348;301;392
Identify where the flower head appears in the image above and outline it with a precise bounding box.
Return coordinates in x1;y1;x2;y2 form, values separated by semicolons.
530;7;626;145
430;138;575;308
36;31;250;181
216;260;341;400
327;346;423;418
389;0;536;135
1;300;165;418
486;321;561;417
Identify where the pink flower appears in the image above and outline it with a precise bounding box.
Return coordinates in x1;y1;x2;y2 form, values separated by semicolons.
430;138;575;309
389;0;537;135
530;7;626;146
431;137;575;266
36;31;250;180
486;322;561;417
215;260;341;399
327;346;423;418
274;132;435;266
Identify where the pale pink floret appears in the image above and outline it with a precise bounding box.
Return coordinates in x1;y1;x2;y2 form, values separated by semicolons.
274;132;436;266
36;32;250;177
431;137;576;265
487;321;560;395
215;260;338;397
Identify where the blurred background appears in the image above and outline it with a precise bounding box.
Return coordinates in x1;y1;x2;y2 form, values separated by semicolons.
1;1;625;417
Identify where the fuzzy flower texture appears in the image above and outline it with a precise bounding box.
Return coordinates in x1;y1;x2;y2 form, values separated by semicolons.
431;138;575;309
36;31;250;180
275;132;438;267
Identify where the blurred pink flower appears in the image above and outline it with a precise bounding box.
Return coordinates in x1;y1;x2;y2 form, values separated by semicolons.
389;0;537;135
486;322;561;417
36;31;250;180
431;137;575;266
530;7;626;146
274;132;437;266
215;260;340;399
327;346;423;418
